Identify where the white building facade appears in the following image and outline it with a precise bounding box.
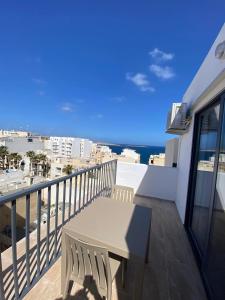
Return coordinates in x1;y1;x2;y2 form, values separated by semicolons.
120;148;140;163
166;23;225;299
47;136;93;159
0;136;44;154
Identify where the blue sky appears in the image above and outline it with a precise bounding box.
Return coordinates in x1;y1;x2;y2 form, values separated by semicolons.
0;1;224;146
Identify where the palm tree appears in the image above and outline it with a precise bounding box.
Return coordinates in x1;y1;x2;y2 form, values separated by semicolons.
26;151;35;161
0;146;9;169
26;152;50;177
35;153;47;163
62;165;73;175
35;154;49;177
8;153;22;169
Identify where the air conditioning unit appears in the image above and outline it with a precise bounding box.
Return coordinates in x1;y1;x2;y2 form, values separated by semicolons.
166;103;191;135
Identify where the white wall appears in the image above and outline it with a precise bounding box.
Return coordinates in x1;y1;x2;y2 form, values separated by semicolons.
0;137;44;154
165;138;179;167
116;161;177;201
175;23;225;223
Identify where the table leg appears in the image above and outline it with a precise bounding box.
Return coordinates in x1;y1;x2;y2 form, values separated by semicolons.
131;260;145;300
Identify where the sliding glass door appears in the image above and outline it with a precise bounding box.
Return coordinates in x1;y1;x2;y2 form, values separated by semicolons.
205;97;225;299
190;103;220;254
187;94;225;299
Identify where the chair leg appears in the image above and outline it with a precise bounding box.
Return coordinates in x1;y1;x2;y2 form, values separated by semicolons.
107;283;112;300
62;272;71;299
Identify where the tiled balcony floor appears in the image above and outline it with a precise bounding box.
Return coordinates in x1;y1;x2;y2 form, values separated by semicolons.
23;196;207;300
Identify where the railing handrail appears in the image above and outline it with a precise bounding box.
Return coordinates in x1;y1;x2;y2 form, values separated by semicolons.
0;159;117;205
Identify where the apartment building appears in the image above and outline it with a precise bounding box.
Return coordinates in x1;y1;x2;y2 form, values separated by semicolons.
50;156;96;178
148;153;165;166
0;136;44;154
91;144;114;163
46;136;93;159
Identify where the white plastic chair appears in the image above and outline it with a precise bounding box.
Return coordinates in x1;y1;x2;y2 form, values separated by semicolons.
62;233;125;300
111;185;134;203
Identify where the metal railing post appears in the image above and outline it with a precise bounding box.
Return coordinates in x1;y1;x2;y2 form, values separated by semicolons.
83;171;86;207
36;190;42;276
0;251;5;300
54;183;59;259
25;194;31;287
46;186;51;266
68;178;72;219
73;176;77;215
79;174;82;210
90;170;93;201
11;199;19;299
62;180;66;225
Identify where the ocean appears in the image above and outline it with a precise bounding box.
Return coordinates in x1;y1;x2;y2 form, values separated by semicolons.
105;144;165;164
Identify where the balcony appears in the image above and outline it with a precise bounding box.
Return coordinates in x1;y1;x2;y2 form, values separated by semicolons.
0;160;207;300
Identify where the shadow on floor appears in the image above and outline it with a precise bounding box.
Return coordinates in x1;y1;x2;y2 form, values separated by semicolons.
55;276;102;300
3;227;62;299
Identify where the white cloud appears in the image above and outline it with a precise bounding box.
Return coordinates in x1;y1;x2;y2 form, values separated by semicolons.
61;102;74;112
126;73;155;92
149;48;174;62
149;64;175;79
32;78;47;85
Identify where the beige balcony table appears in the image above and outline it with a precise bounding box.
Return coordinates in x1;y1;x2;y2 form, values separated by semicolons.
61;196;152;300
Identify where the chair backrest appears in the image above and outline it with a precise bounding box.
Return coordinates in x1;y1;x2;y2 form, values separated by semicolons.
111;185;134;203
64;233;112;298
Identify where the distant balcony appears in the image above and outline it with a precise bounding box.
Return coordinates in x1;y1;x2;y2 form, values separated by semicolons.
0;161;207;300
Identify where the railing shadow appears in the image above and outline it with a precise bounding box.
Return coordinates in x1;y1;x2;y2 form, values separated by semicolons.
2;225;62;299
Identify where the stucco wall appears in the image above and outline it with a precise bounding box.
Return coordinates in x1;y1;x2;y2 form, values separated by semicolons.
0;138;44;154
116;161;177;201
165;138;179;167
175;23;225;223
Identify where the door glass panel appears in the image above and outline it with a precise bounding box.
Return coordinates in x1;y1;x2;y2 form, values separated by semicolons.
191;103;220;254
206;101;225;299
